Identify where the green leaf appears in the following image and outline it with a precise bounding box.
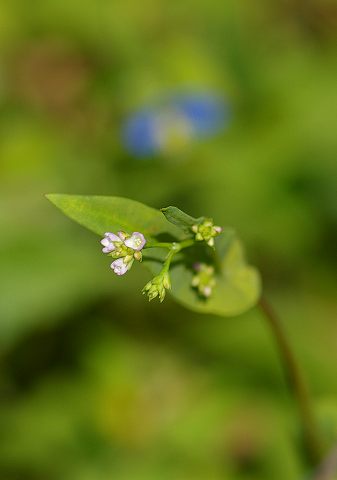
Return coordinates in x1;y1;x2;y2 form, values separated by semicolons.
161;206;204;234
46;194;183;241
143;232;261;317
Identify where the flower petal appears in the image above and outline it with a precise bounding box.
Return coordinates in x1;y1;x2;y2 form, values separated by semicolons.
106;233;120;242
203;286;212;297
124;232;146;251
117;231;128;241
101;237;111;247
110;258;129;276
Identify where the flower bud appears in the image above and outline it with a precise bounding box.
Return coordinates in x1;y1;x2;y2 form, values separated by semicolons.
191;219;222;247
124;254;133;264
191;263;216;298
133;251;142;262
117;231;128;241
142;272;171;302
162;272;171;290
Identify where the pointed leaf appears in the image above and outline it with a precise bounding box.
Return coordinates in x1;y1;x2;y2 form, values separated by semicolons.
46;194;183;241
161;206;204;234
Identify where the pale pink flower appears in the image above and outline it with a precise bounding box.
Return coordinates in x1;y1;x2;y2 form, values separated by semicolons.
124;232;146;251
110;258;133;276
100;232;121;253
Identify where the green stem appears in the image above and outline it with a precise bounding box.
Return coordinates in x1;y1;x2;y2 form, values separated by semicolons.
145;238;195;251
162;248;177;273
258;296;323;465
178;239;195;250
147;239;196;277
144;242;172;249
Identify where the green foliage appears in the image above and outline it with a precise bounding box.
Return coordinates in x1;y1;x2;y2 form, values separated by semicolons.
1;1;336;478
161;206;204;234
176;234;261;316
46;194;183;240
143;234;261;316
47;194;261;316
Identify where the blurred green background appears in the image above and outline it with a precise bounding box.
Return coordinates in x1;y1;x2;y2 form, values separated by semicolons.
0;0;336;479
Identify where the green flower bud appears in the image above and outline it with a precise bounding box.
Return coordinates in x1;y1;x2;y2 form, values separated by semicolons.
142;272;171;303
191;263;216;298
124;254;133;264
191;219;222;247
133;250;142;262
162;272;171;290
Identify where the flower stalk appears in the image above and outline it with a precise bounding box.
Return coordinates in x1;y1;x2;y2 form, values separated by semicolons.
144;238;195;251
142;243;180;302
258;296;324;465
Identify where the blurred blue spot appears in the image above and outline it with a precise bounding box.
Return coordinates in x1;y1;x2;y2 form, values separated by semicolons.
122;91;231;158
123;110;158;157
175;93;228;136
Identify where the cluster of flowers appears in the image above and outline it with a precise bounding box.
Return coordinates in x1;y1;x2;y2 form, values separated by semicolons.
100;218;222;301
192;219;222;247
142;272;171;303
192;263;216;298
100;231;146;275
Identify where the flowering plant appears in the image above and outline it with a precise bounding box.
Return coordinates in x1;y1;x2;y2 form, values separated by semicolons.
46;195;260;316
46;194;327;466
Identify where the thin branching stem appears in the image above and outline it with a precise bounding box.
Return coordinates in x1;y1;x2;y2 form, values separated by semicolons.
145;238;195;251
144;242;172;249
258;296;324;465
161;248;177;273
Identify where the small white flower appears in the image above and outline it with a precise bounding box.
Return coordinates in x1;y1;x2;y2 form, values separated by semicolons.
124;232;146;251
101;230;146;275
110;257;133;276
191;263;216;298
100;232;121;253
202;286;212;297
106;232;120;241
